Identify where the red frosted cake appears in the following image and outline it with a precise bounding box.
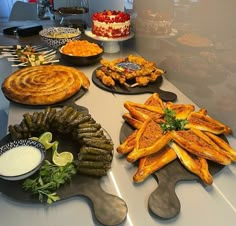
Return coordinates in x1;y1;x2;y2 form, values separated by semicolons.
92;10;131;38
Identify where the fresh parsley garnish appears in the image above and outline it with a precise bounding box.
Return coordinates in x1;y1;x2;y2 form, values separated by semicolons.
160;108;188;133
22;160;77;204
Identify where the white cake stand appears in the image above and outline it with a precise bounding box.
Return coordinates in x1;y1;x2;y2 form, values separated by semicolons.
85;30;134;53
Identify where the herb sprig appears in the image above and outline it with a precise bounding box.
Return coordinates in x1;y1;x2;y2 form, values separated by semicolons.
22;160;77;204
160;109;188;133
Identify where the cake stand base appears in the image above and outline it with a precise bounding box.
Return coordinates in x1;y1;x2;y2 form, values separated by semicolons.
103;41;120;53
85;30;134;53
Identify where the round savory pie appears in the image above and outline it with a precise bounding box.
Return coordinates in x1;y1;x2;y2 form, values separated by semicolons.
2;65;90;105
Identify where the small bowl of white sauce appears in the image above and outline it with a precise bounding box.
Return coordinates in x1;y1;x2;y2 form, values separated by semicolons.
0;139;46;181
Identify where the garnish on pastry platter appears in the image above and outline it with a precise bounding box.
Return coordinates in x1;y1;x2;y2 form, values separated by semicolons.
95;54;165;88
117;93;236;184
6;106;114;203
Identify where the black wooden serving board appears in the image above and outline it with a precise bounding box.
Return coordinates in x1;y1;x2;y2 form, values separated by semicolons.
4;88;88;113
0;133;128;226
92;68;177;102
119;122;224;220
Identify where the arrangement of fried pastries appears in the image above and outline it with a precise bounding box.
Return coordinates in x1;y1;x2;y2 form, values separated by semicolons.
95;54;165;88
1;65;90;105
117;93;236;185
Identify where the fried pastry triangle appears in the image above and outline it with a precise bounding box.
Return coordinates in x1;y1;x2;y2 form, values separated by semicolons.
171;129;231;165
124;101;164;122
127;118;173;162
185;110;232;135
122;113;143;129
170;142;213;185
133;145;177;183
144;93;165;109
166;102;195;119
204;131;236;162
117;130;138;154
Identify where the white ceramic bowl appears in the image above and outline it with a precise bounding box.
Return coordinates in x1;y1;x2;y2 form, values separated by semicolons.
0;139;46;181
39;27;81;49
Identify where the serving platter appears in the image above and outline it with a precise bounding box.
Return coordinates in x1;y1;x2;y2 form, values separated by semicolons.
4;87;88;112
92;67;177;102
0;130;128;226
119;122;225;220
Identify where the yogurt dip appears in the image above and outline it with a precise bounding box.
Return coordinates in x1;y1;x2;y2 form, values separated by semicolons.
0;145;42;176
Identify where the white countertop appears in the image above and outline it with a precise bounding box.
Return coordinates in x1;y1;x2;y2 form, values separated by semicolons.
1;48;236;226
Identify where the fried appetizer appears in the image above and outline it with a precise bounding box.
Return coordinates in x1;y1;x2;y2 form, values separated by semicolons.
96;55;164;88
185;110;232;135
124;101;164;122
204;132;236;162
127;118;173;162
170;142;213;185
122;113;143;129
117;130;138;154
133;145;177;183
117;93;235;184
166;102;195;119
171;130;231;165
144;92;166;109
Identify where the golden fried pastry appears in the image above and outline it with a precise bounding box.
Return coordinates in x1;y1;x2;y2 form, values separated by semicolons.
133;145;177;183
172;130;231;165
2;65;90;105
117;130;138;154
124;101;164;122
170;142;213;185
166;102;195;119
122;113;143;129
144;92;166;109
185;110;232;135
96;55;164;88
127;118;173;162
204;131;236;162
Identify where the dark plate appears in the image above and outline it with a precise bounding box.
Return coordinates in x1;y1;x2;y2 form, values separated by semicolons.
59;43;104;66
119;122;225;220
92;67;177;102
4;88;88;113
0;132;128;226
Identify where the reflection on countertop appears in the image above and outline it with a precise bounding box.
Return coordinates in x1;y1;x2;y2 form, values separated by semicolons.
133;0;236;136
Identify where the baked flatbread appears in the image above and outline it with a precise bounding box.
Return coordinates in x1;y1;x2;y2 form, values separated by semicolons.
2;65;90;105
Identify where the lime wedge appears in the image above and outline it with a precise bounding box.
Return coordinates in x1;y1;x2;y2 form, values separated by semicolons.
52;140;74;166
38;132;54;150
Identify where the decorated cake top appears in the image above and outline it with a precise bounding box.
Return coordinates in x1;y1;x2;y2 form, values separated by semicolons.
92;10;130;23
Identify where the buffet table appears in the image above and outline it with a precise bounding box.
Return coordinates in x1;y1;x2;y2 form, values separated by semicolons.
0;21;236;226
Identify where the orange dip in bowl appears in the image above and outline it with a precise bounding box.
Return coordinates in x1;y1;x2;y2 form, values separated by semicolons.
61;40;103;57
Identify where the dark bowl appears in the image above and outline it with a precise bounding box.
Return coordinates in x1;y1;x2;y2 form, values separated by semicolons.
59;43;104;66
